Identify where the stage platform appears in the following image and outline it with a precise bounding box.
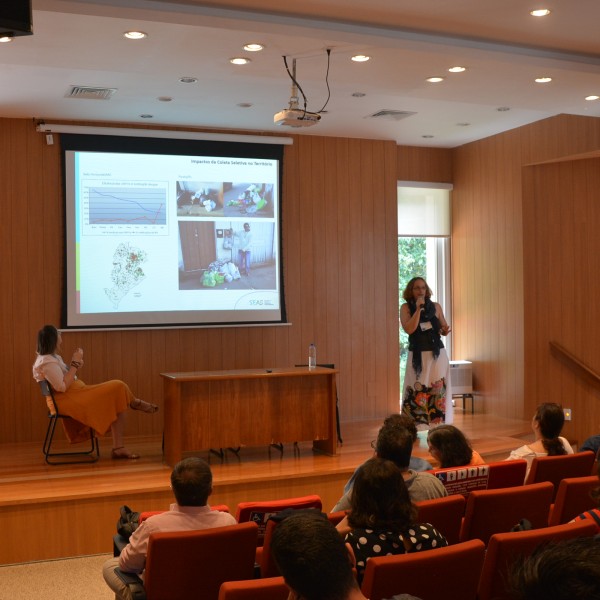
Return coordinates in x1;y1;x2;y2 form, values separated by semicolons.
0;413;532;564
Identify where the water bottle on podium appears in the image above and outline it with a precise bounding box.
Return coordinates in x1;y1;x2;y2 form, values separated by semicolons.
308;343;317;369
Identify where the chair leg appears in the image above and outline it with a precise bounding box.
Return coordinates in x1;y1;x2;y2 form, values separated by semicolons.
44;416;99;465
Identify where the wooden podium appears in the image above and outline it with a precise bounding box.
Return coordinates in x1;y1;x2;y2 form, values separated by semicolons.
160;366;338;465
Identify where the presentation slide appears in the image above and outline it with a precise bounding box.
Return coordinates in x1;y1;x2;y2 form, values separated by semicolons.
62;135;285;329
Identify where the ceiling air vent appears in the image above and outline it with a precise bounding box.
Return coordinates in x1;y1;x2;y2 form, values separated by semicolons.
368;109;416;121
66;86;117;100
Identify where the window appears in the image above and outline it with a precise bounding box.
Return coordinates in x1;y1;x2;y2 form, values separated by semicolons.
398;183;452;392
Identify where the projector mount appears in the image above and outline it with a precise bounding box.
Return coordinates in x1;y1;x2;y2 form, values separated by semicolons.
274;50;331;128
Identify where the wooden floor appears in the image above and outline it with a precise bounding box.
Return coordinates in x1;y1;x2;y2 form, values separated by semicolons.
0;409;533;565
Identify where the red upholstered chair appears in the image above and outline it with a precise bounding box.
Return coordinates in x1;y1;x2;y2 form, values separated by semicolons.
414;494;466;545
459;481;554;545
218;576;288;600
548;475;599;525
525;451;596;500
327;510;347;526
235;495;322;545
427;460;527;497
477;519;597;600
360;539;485;600
115;521;258;600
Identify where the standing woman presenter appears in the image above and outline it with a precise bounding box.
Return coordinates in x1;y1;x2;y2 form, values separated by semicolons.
32;324;158;459
400;277;452;429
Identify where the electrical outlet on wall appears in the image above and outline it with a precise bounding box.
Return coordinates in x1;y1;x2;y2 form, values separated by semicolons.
563;408;572;421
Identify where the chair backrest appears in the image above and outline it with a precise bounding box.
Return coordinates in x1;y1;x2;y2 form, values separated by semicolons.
39;379;58;414
478;519;597;600
327;510;346;526
235;495;322;544
361;539;485;600
548;474;599;526
460;481;554;545
428;460;527;497
414;494;466;545
525;451;596;499
218;576;288;600
143;521;258;600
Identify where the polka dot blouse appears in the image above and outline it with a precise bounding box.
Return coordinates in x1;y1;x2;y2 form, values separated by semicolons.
345;522;448;582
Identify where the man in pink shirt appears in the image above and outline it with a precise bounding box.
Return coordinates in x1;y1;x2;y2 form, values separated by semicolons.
103;457;236;600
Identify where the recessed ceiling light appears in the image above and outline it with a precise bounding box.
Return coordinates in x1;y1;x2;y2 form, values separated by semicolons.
157;96;172;102
243;43;264;52
585;95;600;101
426;76;445;83
535;76;552;83
351;55;370;62
124;31;147;40
230;57;251;65
139;114;153;119
448;66;466;73
352;92;366;97
179;77;198;84
530;9;551;17
0;36;14;43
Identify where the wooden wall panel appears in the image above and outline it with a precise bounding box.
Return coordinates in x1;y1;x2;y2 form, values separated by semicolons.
397;146;453;183
522;158;600;444
452;114;600;437
2;118;434;444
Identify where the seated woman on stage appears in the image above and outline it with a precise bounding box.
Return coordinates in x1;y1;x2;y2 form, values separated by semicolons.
427;424;485;468
336;457;447;583
505;402;573;477
32;324;158;459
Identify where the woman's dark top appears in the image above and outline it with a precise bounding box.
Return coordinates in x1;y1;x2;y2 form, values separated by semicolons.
407;298;444;377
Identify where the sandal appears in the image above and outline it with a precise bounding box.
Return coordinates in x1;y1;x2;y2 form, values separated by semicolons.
111;447;141;460
131;398;159;413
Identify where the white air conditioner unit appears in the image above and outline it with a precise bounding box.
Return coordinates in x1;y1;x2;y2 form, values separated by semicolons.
449;360;473;395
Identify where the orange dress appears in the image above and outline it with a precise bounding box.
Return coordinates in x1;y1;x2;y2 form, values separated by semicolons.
33;354;133;443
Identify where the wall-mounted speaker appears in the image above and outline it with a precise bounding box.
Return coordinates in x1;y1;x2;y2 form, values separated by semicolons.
0;0;33;37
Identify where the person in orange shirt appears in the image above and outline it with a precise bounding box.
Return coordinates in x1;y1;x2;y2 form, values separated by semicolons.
427;424;485;468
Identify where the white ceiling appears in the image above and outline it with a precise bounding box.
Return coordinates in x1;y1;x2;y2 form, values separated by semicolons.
2;0;600;147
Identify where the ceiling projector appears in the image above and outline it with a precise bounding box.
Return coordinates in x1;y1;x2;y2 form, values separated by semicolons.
274;108;321;128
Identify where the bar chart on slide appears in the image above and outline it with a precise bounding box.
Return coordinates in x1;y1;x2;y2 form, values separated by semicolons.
81;183;168;234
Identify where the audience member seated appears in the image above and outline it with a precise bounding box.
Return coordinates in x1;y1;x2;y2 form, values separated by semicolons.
580;434;600;456
336;457;448;583
332;421;446;512
505;402;573;478
270;510;422;600
103;457;236;600
508;536;600;600
32;324;158;459
571;462;600;532
426;424;485;468
341;414;433;498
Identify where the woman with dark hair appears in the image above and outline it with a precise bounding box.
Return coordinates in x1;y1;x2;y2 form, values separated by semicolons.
506;402;573;477
427;424;485;468
336;457;447;583
32;324;158;459
400;276;452;429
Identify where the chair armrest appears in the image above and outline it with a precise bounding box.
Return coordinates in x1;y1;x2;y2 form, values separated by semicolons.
114;567;146;600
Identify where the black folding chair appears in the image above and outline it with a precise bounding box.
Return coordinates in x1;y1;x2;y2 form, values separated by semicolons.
39;379;99;464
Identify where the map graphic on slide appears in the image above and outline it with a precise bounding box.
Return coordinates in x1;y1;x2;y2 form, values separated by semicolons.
104;242;148;309
88;186;167;225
